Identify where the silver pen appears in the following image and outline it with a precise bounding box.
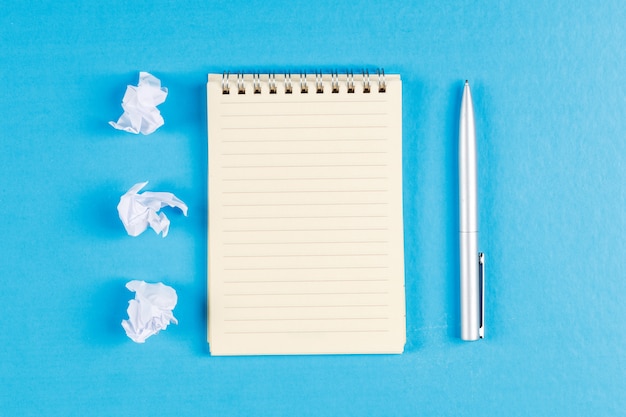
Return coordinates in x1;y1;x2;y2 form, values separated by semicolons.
459;81;485;341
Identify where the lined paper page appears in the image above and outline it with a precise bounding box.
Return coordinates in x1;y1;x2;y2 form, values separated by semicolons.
207;73;405;355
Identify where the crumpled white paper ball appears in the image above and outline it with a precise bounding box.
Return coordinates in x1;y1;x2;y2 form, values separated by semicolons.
109;71;168;135
116;181;188;237
121;280;178;343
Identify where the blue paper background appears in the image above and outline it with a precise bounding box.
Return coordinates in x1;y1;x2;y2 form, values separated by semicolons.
1;1;625;416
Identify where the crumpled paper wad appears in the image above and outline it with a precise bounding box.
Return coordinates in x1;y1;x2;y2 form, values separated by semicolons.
117;181;188;237
121;280;178;343
109;72;168;135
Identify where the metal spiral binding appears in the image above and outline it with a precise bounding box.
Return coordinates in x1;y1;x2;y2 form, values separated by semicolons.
363;69;371;93
222;71;230;94
331;71;339;93
377;68;386;92
347;70;355;93
253;73;261;94
284;72;292;94
268;73;277;94
237;73;245;94
300;72;308;94
220;70;387;94
315;71;324;93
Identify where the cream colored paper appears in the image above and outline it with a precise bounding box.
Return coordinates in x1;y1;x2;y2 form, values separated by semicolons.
207;73;405;355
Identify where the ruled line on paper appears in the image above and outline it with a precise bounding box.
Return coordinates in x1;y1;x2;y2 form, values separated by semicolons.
222;138;388;143
221;100;388;105
224;266;389;271
224;330;390;334
222;190;387;195
221;125;387;130
221;151;388;156
223;215;387;220
221;112;387;117
224;291;389;297
223;241;389;245
221;164;387;169
224;304;388;309
224;279;389;283
222;228;388;232
223;202;388;207
222;177;388;182
223;253;388;258
225;317;389;322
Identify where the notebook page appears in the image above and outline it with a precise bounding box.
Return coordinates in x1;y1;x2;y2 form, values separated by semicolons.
207;73;405;355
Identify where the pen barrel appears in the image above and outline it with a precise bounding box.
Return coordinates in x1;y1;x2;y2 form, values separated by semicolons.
460;231;480;340
459;85;477;233
459;82;480;341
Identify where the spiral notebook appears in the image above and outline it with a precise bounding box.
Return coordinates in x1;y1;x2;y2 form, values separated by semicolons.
207;71;405;355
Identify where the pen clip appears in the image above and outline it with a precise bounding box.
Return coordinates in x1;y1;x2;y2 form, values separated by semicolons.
478;252;485;339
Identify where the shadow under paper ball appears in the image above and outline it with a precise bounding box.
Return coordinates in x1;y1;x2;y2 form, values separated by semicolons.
86;279;131;346
79;185;126;239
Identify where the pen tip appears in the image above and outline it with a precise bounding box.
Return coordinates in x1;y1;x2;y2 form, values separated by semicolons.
465;80;469;85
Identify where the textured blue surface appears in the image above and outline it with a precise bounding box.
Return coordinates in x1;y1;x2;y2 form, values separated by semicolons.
1;1;625;416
